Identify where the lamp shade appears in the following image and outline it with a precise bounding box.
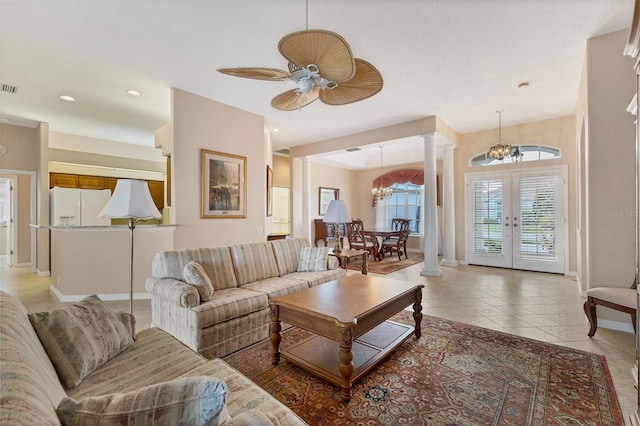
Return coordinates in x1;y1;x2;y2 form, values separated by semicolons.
323;200;351;224
99;179;162;219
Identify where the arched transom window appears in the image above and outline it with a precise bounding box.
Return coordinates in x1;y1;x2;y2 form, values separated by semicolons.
470;145;561;167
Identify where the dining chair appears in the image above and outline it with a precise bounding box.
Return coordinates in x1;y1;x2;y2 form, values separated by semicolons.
347;219;379;261
381;228;410;261
382;219;410;259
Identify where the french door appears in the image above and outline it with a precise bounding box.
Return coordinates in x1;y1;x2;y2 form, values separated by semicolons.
465;166;567;274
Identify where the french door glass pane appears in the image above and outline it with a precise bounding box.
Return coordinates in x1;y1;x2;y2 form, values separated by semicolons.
519;176;555;256
473;180;503;255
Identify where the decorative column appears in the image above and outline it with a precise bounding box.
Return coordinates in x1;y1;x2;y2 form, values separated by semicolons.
440;145;459;267
420;133;442;277
301;157;311;242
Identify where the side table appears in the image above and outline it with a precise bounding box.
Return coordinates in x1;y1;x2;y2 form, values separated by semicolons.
328;248;368;274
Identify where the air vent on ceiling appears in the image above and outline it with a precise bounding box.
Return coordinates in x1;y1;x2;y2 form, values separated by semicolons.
1;84;18;94
345;147;361;152
276;148;290;155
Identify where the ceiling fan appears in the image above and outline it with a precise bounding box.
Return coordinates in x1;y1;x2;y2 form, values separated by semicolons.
217;29;383;111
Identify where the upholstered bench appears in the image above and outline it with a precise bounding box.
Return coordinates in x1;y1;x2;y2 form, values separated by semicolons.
583;281;637;337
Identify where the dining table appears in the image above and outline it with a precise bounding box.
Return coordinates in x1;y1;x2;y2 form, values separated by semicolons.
363;229;401;260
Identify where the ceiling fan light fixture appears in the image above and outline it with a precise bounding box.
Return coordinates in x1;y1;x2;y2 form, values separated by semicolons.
218;29;382;111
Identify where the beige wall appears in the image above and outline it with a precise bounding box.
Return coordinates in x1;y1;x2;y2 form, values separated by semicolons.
578;29;636;293
170;88;267;248
0;124;40;266
309;162;357;220
0;121;167;274
455;116;577;270
272;154;290;188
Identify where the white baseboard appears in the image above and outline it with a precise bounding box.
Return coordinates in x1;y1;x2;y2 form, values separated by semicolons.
50;286;151;303
37;269;50;277
597;318;635;334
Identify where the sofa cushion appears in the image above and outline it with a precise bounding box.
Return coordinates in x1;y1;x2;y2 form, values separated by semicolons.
68;327;207;399
226;409;279;426
153;247;238;290
230;243;280;285
184;261;215;302
57;376;229;426
285;268;347;287
297;246;330;272
240;277;309;299
270;238;311;276
0;291;68;425
191;288;268;328
28;294;134;389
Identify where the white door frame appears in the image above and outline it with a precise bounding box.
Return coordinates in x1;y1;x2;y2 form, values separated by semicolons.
465;165;568;274
0;170;38;271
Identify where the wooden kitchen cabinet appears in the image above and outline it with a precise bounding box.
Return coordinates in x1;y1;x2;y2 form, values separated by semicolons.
78;175;104;189
50;173;78;188
50;173;165;209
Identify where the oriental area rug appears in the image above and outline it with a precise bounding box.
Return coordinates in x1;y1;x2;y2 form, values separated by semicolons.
223;311;624;425
346;253;422;275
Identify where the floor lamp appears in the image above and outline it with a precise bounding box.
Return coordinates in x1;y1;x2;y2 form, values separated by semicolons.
99;179;162;314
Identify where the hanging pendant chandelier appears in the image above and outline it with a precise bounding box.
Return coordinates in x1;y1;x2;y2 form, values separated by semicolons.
487;109;512;161
371;146;392;200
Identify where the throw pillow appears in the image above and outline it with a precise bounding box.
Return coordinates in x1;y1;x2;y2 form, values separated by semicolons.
28;294;134;389
183;261;215;302
56;376;229;426
297;247;330;272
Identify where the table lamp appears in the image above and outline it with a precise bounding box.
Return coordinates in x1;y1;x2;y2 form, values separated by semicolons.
99;179;162;314
323;200;351;254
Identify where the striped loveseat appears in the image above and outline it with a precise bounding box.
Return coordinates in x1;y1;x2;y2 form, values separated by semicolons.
0;291;307;425
146;237;347;359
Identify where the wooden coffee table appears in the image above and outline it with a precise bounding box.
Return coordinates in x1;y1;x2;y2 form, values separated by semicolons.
269;274;424;401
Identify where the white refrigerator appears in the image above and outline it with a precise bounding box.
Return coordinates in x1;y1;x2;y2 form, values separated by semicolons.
50;187;112;226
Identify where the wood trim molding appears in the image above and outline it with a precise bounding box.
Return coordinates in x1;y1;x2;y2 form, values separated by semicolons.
625;0;640;59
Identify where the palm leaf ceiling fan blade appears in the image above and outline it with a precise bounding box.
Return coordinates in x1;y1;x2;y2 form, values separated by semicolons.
271;87;319;111
319;59;383;106
217;67;291;81
278;30;355;82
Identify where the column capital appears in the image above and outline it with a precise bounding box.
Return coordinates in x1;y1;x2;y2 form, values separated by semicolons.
420;132;437;144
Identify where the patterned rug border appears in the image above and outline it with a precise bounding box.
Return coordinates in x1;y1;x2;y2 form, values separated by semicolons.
224;311;624;425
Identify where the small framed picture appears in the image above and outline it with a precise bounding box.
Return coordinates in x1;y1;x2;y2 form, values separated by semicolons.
201;149;246;218
319;187;339;215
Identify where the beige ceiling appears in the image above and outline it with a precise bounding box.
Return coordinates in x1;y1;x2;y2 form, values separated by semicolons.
0;1;634;169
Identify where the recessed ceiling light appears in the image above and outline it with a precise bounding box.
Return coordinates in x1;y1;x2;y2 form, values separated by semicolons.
59;95;75;102
517;81;530;89
126;89;141;97
273;128;279;132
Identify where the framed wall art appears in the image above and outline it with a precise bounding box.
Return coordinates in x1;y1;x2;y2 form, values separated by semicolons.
201;149;246;218
319;187;339;215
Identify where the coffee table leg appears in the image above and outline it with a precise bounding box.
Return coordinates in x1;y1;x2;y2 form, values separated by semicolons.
413;289;423;338
361;252;368;275
338;328;354;401
270;305;281;365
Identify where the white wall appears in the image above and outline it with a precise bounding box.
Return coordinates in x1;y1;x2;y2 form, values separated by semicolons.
170;88;268;248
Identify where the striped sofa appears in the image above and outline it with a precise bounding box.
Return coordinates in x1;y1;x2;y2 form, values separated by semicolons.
146;237;347;359
0;291;307;425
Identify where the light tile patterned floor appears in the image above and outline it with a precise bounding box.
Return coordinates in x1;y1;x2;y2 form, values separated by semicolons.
2;259;636;424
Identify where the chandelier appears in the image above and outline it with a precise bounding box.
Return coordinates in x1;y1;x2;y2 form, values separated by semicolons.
371;146;392;200
487;109;512;161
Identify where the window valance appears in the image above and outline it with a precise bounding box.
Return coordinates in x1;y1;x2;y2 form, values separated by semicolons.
372;169;424;188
